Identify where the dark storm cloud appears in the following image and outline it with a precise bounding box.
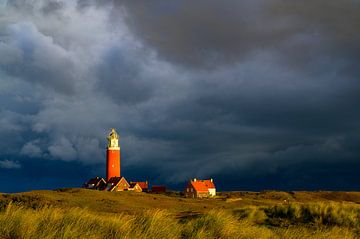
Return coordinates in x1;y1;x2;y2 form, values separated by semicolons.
2;22;77;94
118;0;360;69
111;0;360;187
1;0;360;192
40;1;65;14
116;0;280;67
96;46;154;104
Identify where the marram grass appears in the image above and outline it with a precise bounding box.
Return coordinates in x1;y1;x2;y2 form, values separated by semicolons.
0;202;359;239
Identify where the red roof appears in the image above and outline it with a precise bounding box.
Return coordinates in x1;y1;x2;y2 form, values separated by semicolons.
190;179;215;192
203;180;215;189
191;181;208;192
131;181;148;190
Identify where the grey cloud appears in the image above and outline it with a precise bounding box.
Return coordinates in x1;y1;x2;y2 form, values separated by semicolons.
117;0;360;70
96;46;154;104
117;0;277;67
0;0;360;190
2;22;77;94
0;159;21;169
161;135;359;183
0;110;26;133
0;0;119;164
41;0;64;14
0;42;22;64
20;140;43;158
48;136;77;161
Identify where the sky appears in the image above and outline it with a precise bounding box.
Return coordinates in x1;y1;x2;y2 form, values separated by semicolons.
0;0;360;192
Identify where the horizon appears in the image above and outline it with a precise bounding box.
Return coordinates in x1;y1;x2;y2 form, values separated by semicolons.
1;0;360;193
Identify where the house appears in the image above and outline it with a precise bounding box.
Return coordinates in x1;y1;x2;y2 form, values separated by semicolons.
105;176;130;192
184;178;216;198
151;185;166;193
83;177;106;190
131;181;149;192
128;182;142;192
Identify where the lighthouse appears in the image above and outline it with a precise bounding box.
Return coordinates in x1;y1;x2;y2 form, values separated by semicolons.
106;128;120;181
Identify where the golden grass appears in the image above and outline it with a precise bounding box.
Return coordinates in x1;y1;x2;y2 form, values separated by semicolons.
264;202;360;228
1;189;360;238
0;201;359;239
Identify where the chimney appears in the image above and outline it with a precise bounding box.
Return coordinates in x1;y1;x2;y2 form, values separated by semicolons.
210;178;213;182
193;178;197;182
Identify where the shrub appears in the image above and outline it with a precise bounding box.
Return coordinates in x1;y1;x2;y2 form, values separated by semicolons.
233;206;268;224
265;202;360;228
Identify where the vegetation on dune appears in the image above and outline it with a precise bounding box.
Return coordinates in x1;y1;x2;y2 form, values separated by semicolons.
0;200;359;239
264;202;360;228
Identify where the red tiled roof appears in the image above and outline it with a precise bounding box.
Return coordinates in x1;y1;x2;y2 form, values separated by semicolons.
191;181;209;192
190;179;216;192
203;180;215;189
136;182;148;190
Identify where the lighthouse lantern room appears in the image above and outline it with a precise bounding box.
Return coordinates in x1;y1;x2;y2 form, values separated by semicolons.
106;128;121;181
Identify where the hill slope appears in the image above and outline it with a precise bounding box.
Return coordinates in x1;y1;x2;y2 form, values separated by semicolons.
0;189;359;239
1;189;360;214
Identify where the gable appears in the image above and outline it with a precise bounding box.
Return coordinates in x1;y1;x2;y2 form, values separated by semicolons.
119;177;130;187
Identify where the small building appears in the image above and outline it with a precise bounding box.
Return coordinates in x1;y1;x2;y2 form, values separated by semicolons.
83;177;106;190
151;185;166;193
105;176;130;192
184;178;216;198
131;181;149;192
128;182;142;192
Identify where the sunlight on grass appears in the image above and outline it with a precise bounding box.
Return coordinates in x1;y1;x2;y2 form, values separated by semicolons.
0;201;359;239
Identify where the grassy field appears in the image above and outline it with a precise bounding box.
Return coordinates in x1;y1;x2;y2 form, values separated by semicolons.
0;189;359;238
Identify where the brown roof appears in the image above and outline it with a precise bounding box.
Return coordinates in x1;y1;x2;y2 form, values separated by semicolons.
105;176;128;191
83;177;107;190
107;176;123;185
86;177;105;185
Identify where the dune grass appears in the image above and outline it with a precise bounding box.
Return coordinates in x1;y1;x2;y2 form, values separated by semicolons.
0;201;359;239
264;202;360;228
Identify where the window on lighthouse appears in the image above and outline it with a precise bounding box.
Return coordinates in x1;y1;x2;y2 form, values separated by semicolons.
111;139;118;147
107;128;119;148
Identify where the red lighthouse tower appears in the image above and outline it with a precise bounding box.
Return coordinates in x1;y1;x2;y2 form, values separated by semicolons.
106;128;120;181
